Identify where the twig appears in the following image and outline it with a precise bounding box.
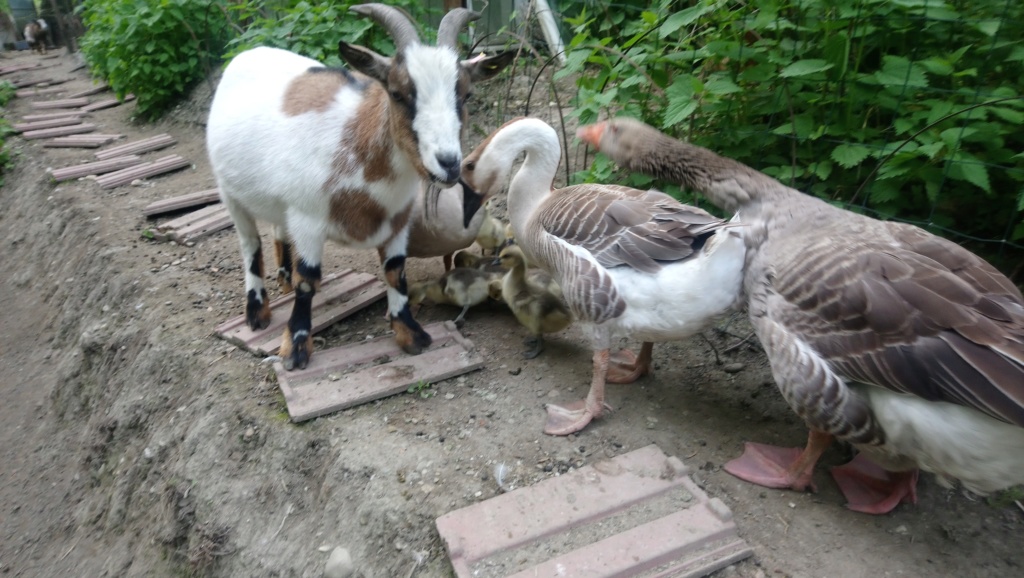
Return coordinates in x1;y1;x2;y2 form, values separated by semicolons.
58;537;80;561
723;332;757;354
1016;500;1024;515
698;332;722;365
265;503;293;544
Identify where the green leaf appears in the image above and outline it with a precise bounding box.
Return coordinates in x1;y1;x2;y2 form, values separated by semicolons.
704;76;741;96
948;156;992;194
778;59;833;78
660;5;714;38
875;55;929;88
831;144;872;169
988;107;1024;124
663;75;698;127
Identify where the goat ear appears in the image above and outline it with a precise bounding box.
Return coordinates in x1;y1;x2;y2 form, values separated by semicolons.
462;50;516;83
338;41;392;83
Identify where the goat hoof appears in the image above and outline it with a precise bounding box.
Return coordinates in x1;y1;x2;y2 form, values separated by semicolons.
400;329;433;355
245;289;272;330
280;329;312;370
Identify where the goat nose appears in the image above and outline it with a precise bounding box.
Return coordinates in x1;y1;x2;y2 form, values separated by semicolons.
437;153;461;184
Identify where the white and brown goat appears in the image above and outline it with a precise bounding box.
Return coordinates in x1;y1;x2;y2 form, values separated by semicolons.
206;4;512;369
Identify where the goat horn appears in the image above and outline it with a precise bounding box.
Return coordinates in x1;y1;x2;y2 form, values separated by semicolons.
436;8;481;49
350;3;420;51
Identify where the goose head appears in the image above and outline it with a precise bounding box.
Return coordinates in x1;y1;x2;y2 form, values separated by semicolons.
463;117;562;241
576;116;652;160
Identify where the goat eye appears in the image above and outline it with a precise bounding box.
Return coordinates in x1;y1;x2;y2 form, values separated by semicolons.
465;161;475;171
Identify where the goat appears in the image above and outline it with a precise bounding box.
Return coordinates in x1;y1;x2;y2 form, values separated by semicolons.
24;19;48;55
206;3;513;370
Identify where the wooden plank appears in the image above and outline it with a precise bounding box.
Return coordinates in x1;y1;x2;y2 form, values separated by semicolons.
215;269;387;356
142;188;221;217
31;97;90;110
80;94;135;112
0;63;41;76
167;207;233;245
273;321;484;422
153;203;227;237
67;84;110;99
96;155;190;188
13;116;82;133
50;155;144;182
96;134;176;160
43;134;122;148
20;111;85;122
21;123;97;140
437;445;752;578
15;86;65;98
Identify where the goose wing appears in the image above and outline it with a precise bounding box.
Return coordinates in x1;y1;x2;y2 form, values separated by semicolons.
537;184;727;274
768;219;1024;428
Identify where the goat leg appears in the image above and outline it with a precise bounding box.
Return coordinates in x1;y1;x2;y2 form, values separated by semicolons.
383;253;432;355
279;259;319;370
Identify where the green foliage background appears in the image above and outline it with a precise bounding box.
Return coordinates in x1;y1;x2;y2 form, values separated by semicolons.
72;0;1023;274
560;0;1024;272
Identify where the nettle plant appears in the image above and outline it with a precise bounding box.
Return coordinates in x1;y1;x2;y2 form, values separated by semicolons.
79;0;233;119
224;0;440;67
564;0;1024;267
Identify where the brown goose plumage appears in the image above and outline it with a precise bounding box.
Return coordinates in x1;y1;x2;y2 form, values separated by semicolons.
579;117;1024;513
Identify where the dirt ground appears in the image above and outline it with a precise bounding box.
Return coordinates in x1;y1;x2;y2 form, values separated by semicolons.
1;49;1022;578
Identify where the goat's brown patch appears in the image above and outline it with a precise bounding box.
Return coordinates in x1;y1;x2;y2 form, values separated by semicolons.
329;188;388;242
387;204;412;245
273;238;294;293
281;69;346;117
336;83;395;182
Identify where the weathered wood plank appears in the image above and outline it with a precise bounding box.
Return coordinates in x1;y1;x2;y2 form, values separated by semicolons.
274;321;484;422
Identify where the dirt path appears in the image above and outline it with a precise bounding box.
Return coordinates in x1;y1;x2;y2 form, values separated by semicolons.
1;49;1022;577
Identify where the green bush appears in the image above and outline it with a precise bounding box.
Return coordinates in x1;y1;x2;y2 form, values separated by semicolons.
79;0;234;119
564;0;1024;271
223;0;440;67
0;80;16;188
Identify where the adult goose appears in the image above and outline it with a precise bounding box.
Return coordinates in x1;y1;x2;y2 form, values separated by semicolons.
462;117;746;435
578;117;1024;514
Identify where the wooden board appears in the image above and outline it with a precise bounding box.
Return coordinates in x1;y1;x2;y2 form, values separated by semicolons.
96;134;176;160
50;155;144;182
215;269;387;357
274;321;484;422
21;123;96;140
152;203;232;244
96;154;190;188
437;444;753;578
43;134;122;148
80;94;135;112
143;188;221;217
30;97;90;110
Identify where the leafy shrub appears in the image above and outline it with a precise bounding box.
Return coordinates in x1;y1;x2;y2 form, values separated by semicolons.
0;80;16;187
563;0;1024;272
79;0;234;119
223;0;441;67
0;80;15;107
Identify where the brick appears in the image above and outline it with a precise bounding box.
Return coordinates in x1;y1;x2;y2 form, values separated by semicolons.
437;445;753;578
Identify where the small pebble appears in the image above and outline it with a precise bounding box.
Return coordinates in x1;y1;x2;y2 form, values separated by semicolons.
324;546;354;578
723;362;746;373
